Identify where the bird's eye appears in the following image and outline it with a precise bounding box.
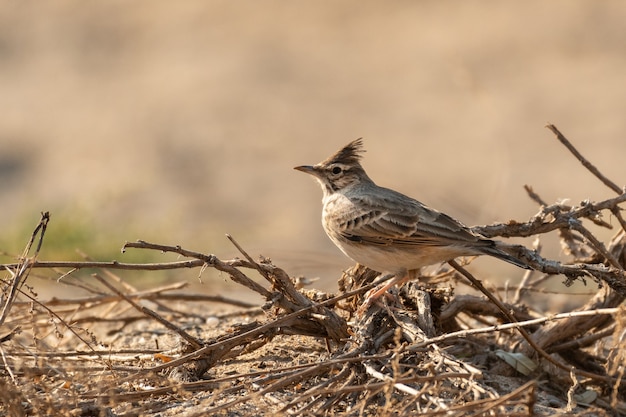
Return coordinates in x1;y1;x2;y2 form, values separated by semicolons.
331;166;342;175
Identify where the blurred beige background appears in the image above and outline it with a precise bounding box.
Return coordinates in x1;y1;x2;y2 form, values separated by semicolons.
1;2;625;299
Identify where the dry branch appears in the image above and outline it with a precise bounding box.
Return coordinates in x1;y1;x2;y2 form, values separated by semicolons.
3;125;626;416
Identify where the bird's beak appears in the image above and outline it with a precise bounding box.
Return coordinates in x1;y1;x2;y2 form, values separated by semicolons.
294;165;317;176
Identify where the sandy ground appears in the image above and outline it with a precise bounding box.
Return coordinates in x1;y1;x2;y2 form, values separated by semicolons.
1;2;626;298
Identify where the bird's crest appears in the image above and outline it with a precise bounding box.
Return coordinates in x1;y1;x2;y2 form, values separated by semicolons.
322;138;365;166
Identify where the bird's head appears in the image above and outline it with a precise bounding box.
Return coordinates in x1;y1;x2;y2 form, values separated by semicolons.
294;138;371;196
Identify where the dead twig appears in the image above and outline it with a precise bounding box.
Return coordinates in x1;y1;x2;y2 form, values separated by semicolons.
0;212;49;326
5;124;626;416
546;123;623;194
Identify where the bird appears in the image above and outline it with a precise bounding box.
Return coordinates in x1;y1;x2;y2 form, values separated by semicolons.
294;138;530;305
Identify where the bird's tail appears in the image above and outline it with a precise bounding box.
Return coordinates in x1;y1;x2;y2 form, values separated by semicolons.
483;242;532;270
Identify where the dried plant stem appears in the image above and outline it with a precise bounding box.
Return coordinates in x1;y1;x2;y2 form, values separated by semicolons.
448;261;616;383
5;125;626;416
546;124;623;194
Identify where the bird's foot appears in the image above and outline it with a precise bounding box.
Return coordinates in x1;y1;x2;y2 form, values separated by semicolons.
357;273;408;315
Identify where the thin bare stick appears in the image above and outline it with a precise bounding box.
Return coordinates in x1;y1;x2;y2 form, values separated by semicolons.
91;273;203;350
226;234;272;282
524;186;590;259
1;259;206;271
0;212;50;326
512;241;540;304
546;124;623;194
448;261;614;383
476;192;626;239
124;240;275;299
610;207;626;235
26;292;256;309
411;307;618;350
569;220;622;268
549;324;615;353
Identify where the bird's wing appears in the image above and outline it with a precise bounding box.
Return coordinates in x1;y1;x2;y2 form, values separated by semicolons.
334;192;489;248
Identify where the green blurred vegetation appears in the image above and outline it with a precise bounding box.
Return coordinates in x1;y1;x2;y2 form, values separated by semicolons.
4;213;127;259
0;211;183;286
0;206;240;294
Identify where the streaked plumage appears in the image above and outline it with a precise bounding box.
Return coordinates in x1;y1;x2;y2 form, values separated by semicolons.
295;139;529;277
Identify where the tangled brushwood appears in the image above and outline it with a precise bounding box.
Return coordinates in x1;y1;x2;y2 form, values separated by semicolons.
2;125;626;416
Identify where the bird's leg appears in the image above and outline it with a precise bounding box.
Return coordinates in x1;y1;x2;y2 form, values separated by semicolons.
358;269;409;315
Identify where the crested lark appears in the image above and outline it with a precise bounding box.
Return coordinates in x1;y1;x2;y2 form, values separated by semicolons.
295;139;530;304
